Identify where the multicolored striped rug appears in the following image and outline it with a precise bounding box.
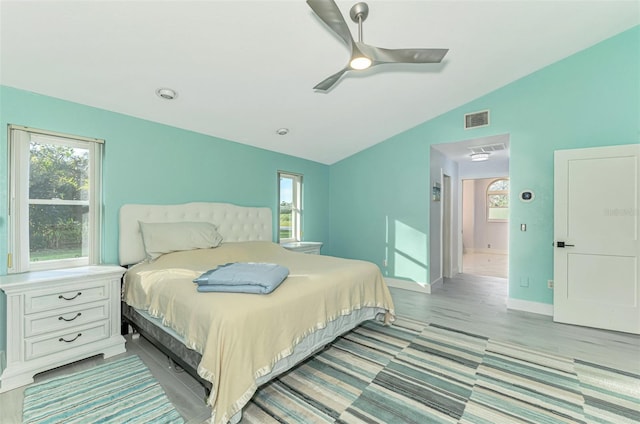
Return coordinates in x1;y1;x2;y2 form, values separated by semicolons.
242;317;640;423
22;355;184;424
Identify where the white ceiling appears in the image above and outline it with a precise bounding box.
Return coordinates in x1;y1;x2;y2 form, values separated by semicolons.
432;133;510;177
1;1;637;165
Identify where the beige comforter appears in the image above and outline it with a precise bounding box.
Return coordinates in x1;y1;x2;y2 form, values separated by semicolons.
123;241;395;424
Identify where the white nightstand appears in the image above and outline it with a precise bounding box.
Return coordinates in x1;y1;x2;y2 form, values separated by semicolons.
0;265;127;393
281;241;323;255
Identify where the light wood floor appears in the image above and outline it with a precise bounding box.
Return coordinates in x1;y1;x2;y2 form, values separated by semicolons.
1;273;638;423
462;251;508;278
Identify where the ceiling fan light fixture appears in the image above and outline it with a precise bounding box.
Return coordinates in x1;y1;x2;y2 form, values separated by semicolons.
350;56;372;70
307;0;449;91
471;152;490;162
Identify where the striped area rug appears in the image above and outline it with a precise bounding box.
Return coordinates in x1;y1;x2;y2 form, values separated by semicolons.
242;317;640;423
22;355;184;424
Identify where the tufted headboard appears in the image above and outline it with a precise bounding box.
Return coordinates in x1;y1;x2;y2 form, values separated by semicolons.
119;202;273;266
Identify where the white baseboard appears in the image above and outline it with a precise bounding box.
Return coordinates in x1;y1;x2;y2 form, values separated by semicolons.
430;277;443;292
507;298;553;316
385;277;432;294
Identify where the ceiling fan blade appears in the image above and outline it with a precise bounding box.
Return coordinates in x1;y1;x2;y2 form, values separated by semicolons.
313;67;349;92
358;42;448;64
307;0;354;50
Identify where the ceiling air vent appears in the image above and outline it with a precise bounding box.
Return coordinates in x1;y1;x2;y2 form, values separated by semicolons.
468;143;506;154
464;110;490;129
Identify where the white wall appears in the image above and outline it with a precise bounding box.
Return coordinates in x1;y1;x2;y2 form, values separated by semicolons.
462;178;509;253
429;148;460;284
462;179;475;252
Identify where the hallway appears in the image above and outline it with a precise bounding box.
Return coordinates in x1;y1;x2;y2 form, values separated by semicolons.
462;251;508;278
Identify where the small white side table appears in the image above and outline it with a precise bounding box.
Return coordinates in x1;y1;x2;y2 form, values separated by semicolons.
0;265;127;393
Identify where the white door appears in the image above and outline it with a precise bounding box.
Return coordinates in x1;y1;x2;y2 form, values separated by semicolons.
554;144;640;334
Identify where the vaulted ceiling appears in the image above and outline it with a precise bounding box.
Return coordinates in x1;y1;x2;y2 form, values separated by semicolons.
1;1;637;164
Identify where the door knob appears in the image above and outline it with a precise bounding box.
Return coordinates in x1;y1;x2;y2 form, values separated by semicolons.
556;241;575;248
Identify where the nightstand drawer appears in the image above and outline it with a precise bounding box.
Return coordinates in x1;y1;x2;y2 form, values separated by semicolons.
25;281;108;314
0;265;126;393
25;322;110;360
25;301;109;337
281;241;323;255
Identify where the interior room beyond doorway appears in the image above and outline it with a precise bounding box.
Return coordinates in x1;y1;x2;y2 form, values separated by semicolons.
462;178;509;279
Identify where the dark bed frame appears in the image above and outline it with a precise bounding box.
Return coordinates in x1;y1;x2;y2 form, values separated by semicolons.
121;302;212;396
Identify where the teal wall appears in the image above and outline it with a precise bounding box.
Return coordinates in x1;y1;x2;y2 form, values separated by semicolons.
0;86;330;363
0;26;638;367
327;26;639;305
0;86;330;272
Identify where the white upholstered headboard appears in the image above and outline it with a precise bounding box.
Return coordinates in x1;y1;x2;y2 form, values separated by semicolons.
119;202;273;265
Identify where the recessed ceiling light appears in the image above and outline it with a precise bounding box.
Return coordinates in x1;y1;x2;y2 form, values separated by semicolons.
276;128;289;136
156;88;177;100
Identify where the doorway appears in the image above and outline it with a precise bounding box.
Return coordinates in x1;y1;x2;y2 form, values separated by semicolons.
430;133;510;284
461;177;509;279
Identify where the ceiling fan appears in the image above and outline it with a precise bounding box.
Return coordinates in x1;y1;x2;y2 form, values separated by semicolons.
307;0;449;92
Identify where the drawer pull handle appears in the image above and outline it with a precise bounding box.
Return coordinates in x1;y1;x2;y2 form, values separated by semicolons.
59;333;82;343
58;312;82;322
59;292;82;301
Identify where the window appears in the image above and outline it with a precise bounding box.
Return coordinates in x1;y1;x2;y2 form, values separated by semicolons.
8;125;103;273
278;172;302;243
487;178;509;222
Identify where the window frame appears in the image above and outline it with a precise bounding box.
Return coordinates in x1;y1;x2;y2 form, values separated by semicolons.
277;171;302;243
486;178;509;223
7;125;103;273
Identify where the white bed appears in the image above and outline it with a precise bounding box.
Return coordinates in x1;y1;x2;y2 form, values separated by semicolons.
118;202;395;424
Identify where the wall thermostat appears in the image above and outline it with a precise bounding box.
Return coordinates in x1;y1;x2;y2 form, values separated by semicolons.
520;190;535;202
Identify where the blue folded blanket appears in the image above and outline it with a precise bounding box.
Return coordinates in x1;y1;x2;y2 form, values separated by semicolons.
193;262;289;294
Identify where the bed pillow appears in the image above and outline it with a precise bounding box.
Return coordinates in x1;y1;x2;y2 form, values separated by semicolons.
139;221;223;261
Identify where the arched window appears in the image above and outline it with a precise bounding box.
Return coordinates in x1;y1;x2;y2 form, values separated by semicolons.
487;178;509;222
